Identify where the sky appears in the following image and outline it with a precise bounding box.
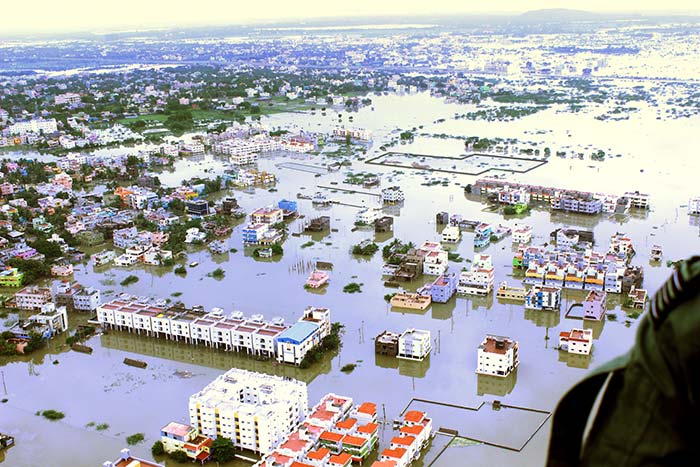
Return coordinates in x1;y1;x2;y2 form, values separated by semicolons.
3;0;700;34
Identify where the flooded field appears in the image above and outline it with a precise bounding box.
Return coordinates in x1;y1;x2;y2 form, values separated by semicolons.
1;90;699;466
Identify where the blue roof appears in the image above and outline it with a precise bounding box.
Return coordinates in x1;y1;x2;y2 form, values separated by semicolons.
276;321;319;345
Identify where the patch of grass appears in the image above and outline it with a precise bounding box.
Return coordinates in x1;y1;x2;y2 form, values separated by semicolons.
343;282;363;293
126;433;145;445
96;423;109;431
341;363;357;373
448;252;463;262
301;241;315;249
120;275;139;286
229;248;238;253
86;421;96;427
384;293;396;302
171;291;182;297
174;265;187;275
628;311;641;319
41;409;65;421
606;313;618;321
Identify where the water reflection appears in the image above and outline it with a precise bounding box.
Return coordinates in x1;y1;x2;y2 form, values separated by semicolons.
477;371;518;397
524;309;561;329
373;353;430;378
558;351;592;369
100;332;331;384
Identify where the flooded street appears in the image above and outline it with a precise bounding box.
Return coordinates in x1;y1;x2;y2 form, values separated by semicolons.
2;91;699;466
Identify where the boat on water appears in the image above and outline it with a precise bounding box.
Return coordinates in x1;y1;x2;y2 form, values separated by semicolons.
189;261;199;267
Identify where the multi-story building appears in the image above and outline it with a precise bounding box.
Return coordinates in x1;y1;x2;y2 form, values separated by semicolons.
418;241;448;275
74;286;101;312
497;187;530;205
251;206;284;225
189;369;308;455
458;255;494;295
525;285;561;311
12;303;68;339
8;118;58;135
355;208;381;225
15;286;53;310
54;92;82;106
583;291;606;321
159;422;212;463
276;307;331;365
397;329;431;361
476;335;519;377
112;227;139;249
374;331;400;356
332;127;371;141
474;223;492;248
242;223;271;245
551;194;602;215
0;267;23;287
559;328;593;355
381;186;405;204
424;273;457;303
689;196;700;215
440;226;461;243
512;224;532;244
186;199;210;216
624;191;650;209
102;448;164;467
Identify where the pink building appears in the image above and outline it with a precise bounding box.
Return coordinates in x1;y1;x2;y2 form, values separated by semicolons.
306;270;329;288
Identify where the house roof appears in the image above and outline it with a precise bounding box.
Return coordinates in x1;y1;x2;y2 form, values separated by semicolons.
306;447;330;460
403;411;425;423
320;431;344;442
358;422;379;434
335;418;357;430
357;402;377;415
342;434;368;447
160;421;191;438
391;436;416;447
276;321;319;345
328;452;352;465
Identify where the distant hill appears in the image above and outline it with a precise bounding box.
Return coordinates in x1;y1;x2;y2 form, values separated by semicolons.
515;8;601;23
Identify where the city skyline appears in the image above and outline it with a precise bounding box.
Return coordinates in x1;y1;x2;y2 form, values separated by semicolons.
3;0;700;35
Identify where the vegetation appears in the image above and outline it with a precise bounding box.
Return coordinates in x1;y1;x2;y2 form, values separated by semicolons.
41;410;65;421
352;242;379;256
126;433;145;445
301;241;315;249
65;325;96;346
95;423;109;431
8;258;50;284
299;322;344;369
151;440;165;456
174;265;187;275
447;252;463;262
343;282;363;293
169;450;190;463
341;363;357;373
384;293;396;302
210;437;237;463
120;275;139;286
209;268;225;279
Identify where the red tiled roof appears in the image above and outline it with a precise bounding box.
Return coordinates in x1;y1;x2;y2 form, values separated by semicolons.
320;431;344;442
335;418;357;430
306;447;330;460
403;411;425;423
381;448;407;459
358;422;378;434
357;402;377;415
342;434;368;447
400;425;423;435
328;452;352;465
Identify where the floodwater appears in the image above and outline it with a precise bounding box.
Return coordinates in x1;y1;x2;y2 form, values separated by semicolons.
1;90;700;466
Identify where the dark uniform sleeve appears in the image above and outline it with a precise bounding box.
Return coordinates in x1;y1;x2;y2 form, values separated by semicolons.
547;256;700;467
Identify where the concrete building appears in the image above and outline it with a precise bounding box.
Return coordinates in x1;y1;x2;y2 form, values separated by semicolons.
189;369;308;455
476;335;519;377
186;199;210;216
276;307;331;365
381;186;405;204
458;254;495;296
375;331;400;356
624;191;650;209
418;241;448;275
583;290;607;321
0;267;23;287
15;286;53;310
559;329;593;355
440;226;461;243
355;208;381;225
525;285;562;311
12;303;68;339
689;196;700;215
160;422;212;463
251;206;284;225
74;286;101;312
397;329;431;361
425;273;457;303
512;224;532;244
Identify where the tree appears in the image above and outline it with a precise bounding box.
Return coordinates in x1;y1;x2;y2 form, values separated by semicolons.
151;440;165;457
30;239;63;259
210;437;236;462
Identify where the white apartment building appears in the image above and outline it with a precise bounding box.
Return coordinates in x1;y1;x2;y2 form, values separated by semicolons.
15;286;53;310
476;335;519;377
54;92;82;106
355;207;381;225
231;153;259;165
559;328;593;355
525;285;562;311
689;196;700;215
8;118;58;135
276;307;331;365
624;191;650;209
397;329;431;361
440;226;461;243
73;287;101;312
512;224;532;244
458;254;494;295
183;142;205;154
189;369;308;454
381;186;405;204
419;241;448;276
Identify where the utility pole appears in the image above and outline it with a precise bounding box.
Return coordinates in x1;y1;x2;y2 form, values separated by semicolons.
1;370;6;395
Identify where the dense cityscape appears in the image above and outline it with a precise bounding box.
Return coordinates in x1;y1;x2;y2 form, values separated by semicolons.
0;6;699;467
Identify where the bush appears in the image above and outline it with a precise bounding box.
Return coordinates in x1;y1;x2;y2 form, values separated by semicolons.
126;433;145;445
352;242;379;256
209;268;225;279
343;282;362;293
301;241;314;249
174;265;187;275
120;275;139;286
299;322;344;369
41;410;65;421
151;440;165;456
170;450;190;463
341;363;357;373
96;423;109;431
